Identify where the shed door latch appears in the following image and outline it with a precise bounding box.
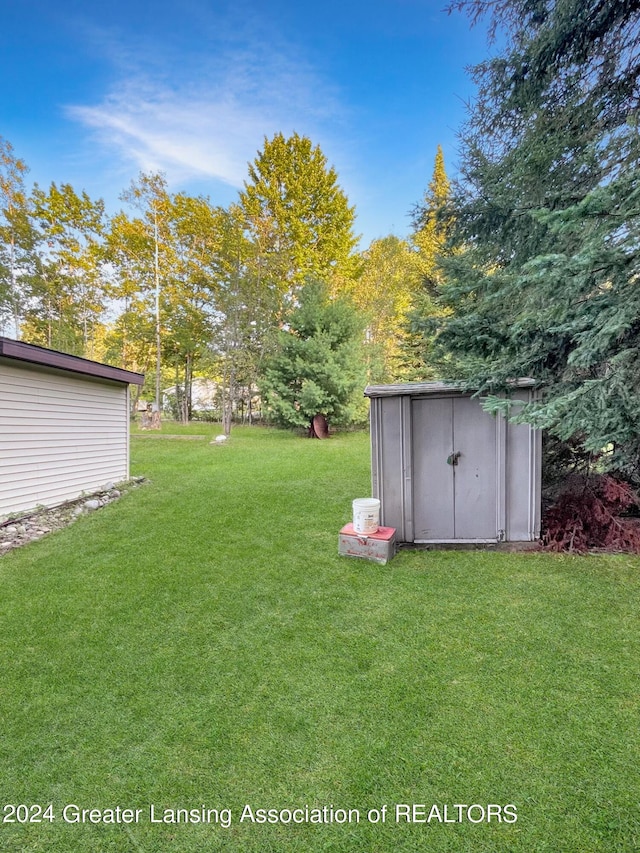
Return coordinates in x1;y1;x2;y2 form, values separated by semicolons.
446;451;461;466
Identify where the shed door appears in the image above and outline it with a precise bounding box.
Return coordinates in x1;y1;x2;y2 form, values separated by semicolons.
412;396;499;541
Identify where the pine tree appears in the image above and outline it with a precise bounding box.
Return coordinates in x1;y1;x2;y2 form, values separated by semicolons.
412;144;452;292
260;279;366;433
401;146;456;380
438;0;640;479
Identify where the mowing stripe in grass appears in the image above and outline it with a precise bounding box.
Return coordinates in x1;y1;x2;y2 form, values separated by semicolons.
0;426;638;852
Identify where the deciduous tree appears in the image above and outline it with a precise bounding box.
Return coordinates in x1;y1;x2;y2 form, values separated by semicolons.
349;235;424;382
209;204;285;434
0;137;37;338
239;132;359;300
27;182;106;356
118;172;174;414
162;193;220;423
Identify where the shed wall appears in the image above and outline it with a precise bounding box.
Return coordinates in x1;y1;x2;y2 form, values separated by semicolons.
370;395;412;540
504;392;541;541
0;359;130;516
369;387;541;544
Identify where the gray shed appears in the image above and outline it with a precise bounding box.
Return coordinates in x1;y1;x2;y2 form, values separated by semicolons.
0;337;144;518
365;381;541;545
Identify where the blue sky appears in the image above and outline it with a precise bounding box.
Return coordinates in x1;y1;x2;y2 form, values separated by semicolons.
1;0;494;247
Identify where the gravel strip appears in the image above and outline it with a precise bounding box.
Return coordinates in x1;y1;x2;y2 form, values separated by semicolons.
0;477;148;555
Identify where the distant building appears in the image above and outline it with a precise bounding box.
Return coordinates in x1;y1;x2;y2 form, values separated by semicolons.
162;377;218;414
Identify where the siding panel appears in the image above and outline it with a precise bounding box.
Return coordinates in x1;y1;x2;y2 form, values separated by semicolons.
0;359;130;516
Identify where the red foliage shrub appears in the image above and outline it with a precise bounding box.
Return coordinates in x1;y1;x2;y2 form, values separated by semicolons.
542;474;640;553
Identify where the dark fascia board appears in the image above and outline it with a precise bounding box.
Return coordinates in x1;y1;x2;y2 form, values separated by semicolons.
0;337;145;386
364;379;536;398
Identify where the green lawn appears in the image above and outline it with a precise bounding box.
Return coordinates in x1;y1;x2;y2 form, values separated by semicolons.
1;425;639;852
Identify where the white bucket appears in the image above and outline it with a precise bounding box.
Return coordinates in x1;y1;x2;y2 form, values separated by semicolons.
352;498;381;535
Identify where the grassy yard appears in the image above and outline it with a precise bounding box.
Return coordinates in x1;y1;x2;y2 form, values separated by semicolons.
1;425;639;852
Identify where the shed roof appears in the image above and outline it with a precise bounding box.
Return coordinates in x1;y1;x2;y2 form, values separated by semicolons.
364;379;536;398
0;337;145;385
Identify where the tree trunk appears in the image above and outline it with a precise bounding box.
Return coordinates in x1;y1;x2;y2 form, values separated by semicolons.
222;358;236;437
181;353;191;425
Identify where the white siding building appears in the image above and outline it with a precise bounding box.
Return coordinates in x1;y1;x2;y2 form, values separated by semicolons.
0;337;144;518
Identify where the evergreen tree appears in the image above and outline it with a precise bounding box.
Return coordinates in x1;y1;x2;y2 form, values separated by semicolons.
260;279;366;433
438;0;640;479
402;146;456;380
412;144;453;292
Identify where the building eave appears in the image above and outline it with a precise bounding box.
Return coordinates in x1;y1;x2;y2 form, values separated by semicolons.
0;337;145;386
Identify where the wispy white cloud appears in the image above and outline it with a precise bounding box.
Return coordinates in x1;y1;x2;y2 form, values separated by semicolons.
65;21;347;193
